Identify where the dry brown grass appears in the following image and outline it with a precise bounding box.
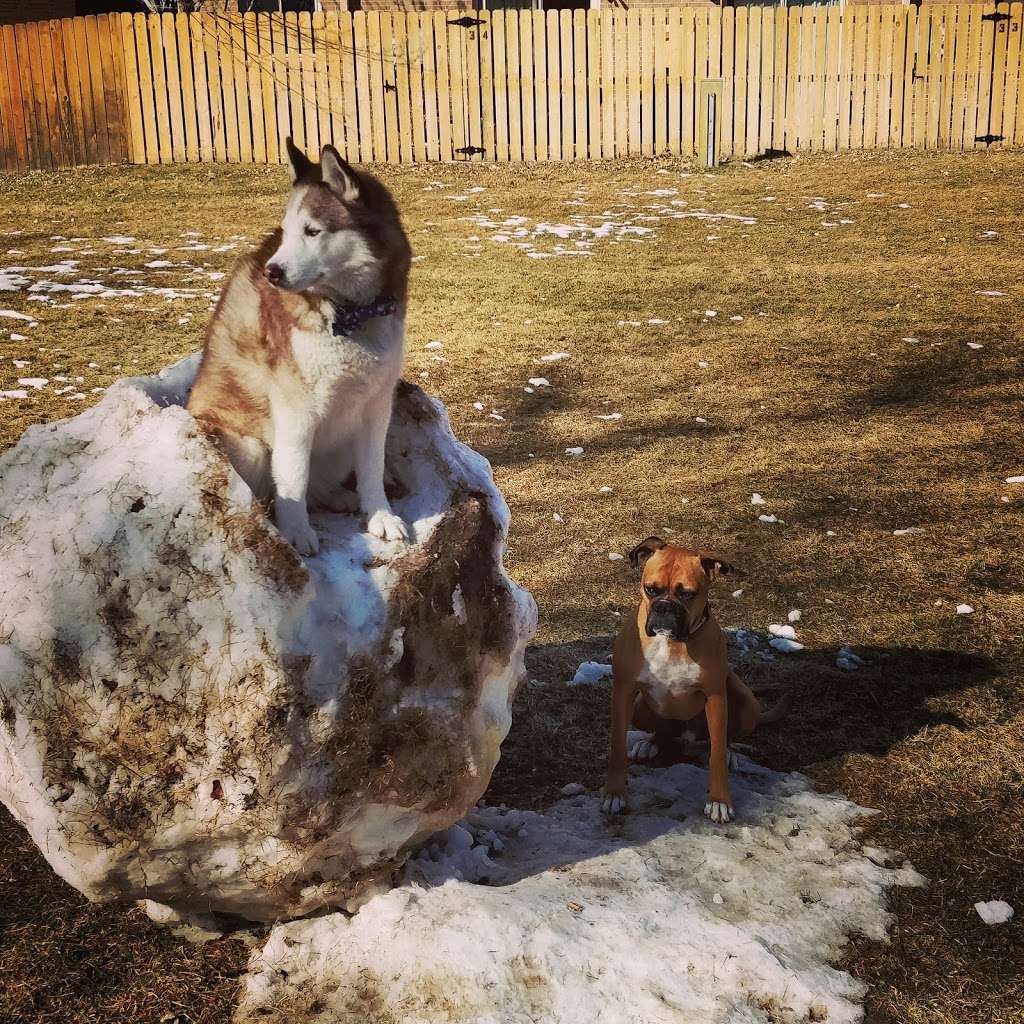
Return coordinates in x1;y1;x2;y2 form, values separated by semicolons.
1;149;1022;1024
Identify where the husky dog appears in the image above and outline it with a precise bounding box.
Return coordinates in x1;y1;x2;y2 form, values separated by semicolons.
187;139;412;554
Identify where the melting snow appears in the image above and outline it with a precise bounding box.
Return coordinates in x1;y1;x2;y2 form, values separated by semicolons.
239;764;924;1024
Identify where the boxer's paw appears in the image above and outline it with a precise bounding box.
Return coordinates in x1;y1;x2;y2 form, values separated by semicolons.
704;800;735;824
601;787;628;815
629;738;659;762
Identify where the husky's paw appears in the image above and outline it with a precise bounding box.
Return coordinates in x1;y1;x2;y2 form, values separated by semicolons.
281;520;319;556
367;509;409;543
601;788;628;815
629;738;659;762
703;800;735;824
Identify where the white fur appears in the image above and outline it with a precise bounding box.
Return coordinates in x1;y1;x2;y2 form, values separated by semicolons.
266;309;407;553
638;634;702;709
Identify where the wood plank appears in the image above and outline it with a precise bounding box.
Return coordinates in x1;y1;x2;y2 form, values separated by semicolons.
626;9;641;156
929;7;950;148
98;14;128;165
390;14;410;162
340;13;360;161
38;22;68;167
560;11;574;159
820;7;840;152
1015;3;1024;144
46;21;73;167
759;8;775;156
298;13;317;156
257;13;278;164
640;8;654;157
282;14;302;153
770;3;787;153
73;16;100;164
175;14;198;161
506;12;524;162
888;7;909;147
421;14;440;161
480;12;495;162
380;14;400;162
911;5;931;147
745;7;761;157
720;7;735;159
586;11;600;159
999;2;1023;146
961;5;983;148
866;8;883;149
546;10;560;160
463;14;481;159
145;15;170;163
446;15;466;162
532;11;547;159
2;25;30;168
975;1;996;147
574;10;587;160
59;18;87;166
132;14;157;163
311;12;331;157
934;4;956;147
613;9;628;158
0;27;14;169
493;13;508;161
364;13;384;160
783;6;800;152
519;10;535;162
694;9;709;152
17;23;46;169
850;5;868;149
268;13;288;163
353;13;374;160
731;8;746;159
216;14;239;161
201;13;225;162
875;6;896;149
189;15;213;163
231;14;253;162
667;8;682;157
159;13;184;162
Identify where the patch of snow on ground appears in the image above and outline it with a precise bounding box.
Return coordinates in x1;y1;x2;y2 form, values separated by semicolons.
975;900;1014;925
569;661;613;685
237;763;924;1024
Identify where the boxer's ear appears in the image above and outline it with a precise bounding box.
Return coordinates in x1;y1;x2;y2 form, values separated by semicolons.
700;554;740;581
628;536;666;570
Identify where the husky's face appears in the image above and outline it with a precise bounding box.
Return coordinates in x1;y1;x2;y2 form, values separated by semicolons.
264;141;378;300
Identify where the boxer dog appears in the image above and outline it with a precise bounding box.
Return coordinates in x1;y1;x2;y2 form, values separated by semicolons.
602;537;777;823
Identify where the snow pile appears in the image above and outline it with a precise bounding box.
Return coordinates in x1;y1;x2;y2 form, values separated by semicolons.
237;762;924;1024
0;355;536;923
569;661;613;685
975;900;1014;925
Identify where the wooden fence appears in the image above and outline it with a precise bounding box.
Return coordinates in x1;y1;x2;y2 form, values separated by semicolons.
1;5;1022;171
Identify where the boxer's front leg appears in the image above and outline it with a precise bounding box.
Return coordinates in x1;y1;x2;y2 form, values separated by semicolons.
602;671;636;814
704;691;734;823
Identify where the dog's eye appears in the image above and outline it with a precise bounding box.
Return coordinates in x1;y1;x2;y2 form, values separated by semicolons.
644;584;661;598
304;225;322;238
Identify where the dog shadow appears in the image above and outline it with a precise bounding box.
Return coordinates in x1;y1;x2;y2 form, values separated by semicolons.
486;635;999;812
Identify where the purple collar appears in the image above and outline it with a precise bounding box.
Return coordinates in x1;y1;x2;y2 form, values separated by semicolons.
331;295;398;337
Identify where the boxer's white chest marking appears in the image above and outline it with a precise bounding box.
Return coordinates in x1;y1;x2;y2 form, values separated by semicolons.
638;634;702;707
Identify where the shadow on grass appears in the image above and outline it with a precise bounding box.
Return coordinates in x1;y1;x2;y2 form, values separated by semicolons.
488;636;1000;810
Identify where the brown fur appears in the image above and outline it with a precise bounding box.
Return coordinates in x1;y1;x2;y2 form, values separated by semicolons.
603;539;768;821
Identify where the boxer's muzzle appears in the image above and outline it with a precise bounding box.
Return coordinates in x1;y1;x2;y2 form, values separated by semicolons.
646;598;690;641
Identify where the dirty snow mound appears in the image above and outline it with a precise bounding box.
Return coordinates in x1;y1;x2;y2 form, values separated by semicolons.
0;355;536;923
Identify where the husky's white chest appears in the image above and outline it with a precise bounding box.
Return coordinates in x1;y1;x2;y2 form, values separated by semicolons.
638;634;702;704
290;313;404;401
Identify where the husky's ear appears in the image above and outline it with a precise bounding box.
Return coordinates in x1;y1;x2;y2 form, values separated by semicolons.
285;137;315;184
320;145;360;203
628;536;666;571
700;553;741;581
